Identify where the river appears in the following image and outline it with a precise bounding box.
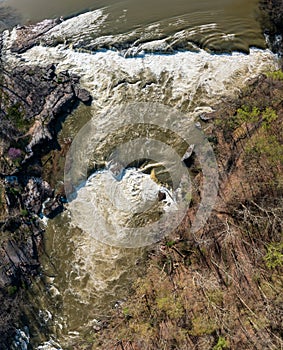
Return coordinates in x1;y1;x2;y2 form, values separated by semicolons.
1;0;279;349
1;0;266;52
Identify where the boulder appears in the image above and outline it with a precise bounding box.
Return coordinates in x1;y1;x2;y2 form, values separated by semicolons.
74;86;92;103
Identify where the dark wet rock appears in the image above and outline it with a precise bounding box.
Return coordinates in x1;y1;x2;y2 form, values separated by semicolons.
5;176;18;185
42;197;64;219
2;217;21;233
158;191;166;201
0;288;24;349
0;36;91;344
0;214;43;285
259;0;283;59
22;178;53;215
0;63;92;160
74;86;92;104
0;208;44;347
10;19;62;54
11;328;30;350
25;121;53;155
2;64;82;121
2;240;36;269
0;235;40;288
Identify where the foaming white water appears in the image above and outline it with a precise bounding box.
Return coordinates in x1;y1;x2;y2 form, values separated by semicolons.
42;211;147;344
3;45;276;116
2;7;278;116
37;340;62;350
69;168;177;248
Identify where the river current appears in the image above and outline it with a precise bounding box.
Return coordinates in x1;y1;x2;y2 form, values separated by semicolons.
0;1;280;349
0;0;266;52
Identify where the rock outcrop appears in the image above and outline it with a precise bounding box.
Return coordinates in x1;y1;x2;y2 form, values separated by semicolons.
260;0;283;59
0;29;92;347
1;63;91;156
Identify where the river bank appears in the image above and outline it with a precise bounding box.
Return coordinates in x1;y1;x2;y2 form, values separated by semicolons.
87;69;283;350
0;35;91;348
0;0;282;348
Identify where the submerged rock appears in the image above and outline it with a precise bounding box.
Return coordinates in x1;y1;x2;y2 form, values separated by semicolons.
0;6;21;33
10;19;62;54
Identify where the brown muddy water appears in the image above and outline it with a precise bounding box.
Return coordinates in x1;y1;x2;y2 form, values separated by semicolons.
1;0;265;51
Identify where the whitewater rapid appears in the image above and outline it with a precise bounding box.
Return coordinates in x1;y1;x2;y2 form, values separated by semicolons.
2;10;278;118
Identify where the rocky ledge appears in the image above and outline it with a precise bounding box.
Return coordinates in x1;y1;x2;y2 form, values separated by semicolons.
260;0;283;60
0;35;91;347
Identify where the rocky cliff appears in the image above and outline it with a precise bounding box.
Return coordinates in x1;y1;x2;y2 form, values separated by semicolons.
0;32;91;347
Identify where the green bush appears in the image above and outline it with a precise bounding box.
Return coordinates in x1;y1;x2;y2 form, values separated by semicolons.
213;336;229;350
246;135;283;166
266;70;283;81
261;107;278;129
236;105;260;123
215;105;277;134
156;296;184;319
166;240;176;248
190;316;217;336
6;103;31;132
264;242;283;269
